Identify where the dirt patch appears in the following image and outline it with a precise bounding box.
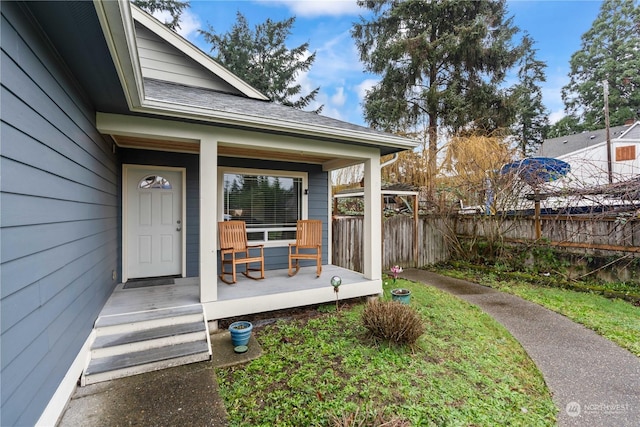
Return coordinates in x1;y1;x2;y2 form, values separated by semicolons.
217;297;368;330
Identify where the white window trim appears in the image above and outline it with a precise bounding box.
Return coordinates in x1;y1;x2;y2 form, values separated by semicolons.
217;167;308;248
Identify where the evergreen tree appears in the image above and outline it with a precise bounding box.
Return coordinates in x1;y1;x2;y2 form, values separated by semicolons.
352;0;524;197
546;115;585;139
561;0;640;132
133;0;189;31
201;13;322;112
510;34;549;157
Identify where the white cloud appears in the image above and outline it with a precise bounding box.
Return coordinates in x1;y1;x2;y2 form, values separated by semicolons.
176;10;201;39
310;31;365;82
548;110;565;125
149;10;172;25
540;66;571;118
150;9;201;40
331;87;346;107
320;104;344;121
356;78;378;101
261;0;364;17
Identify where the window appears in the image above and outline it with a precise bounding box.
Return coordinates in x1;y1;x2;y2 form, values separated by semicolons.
139;175;172;189
221;169;306;243
616;145;636;161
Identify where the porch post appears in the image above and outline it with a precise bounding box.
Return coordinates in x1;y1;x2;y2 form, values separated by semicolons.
200;138;217;303
363;155;382;280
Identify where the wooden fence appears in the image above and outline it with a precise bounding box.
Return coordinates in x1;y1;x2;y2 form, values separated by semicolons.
453;215;640;254
332;215;450;272
332;214;640;273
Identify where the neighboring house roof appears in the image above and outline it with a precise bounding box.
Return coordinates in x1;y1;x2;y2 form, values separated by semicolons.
538;123;634;158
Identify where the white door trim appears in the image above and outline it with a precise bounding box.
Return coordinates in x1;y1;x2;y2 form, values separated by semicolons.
122;164;187;282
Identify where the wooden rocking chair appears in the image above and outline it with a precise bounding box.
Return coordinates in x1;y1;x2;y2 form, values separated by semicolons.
288;219;322;277
218;221;265;284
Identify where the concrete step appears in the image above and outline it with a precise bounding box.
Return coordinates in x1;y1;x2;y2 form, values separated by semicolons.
83;341;211;385
94;304;204;336
82;304;211;386
92;322;208;358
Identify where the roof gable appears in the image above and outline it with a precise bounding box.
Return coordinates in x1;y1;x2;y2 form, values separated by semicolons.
131;5;268;100
134;22;241;95
94;2;418;153
619;121;640;140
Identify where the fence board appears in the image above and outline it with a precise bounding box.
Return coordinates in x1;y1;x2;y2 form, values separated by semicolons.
332;215;450;272
332;215;640;273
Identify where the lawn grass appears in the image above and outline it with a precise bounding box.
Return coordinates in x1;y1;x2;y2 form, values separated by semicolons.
216;279;556;426
431;264;640;357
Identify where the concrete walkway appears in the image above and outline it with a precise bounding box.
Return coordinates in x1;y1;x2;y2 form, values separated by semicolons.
57;331;263;427
401;269;640;427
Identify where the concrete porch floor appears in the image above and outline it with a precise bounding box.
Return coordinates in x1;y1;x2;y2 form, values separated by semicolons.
99;265;375;320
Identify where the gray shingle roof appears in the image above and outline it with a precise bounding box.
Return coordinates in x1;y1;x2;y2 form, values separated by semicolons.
144;78;392;139
538;123;632;158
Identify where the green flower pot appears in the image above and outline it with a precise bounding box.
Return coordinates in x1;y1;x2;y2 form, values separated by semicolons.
391;288;411;304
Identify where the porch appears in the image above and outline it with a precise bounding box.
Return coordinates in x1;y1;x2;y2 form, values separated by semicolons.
100;265;380;322
84;265;377;384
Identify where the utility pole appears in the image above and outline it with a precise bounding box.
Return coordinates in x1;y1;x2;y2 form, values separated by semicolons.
603;80;613;184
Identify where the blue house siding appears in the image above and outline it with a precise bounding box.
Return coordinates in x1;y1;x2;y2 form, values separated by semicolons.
219;157;329;270
118;152;329;276
120;148;200;277
1;3;120;425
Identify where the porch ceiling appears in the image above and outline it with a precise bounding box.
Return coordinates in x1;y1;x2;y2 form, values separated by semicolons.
113;134;200;153
112;134;338;164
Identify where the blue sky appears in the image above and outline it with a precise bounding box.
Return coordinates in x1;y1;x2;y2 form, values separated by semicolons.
162;0;604;127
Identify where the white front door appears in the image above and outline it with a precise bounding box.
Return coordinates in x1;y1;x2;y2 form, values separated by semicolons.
126;167;183;279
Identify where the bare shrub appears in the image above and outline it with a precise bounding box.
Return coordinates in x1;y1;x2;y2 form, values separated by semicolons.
361;300;424;346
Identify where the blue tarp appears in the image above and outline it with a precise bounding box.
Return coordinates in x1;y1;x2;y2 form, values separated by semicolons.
500;157;570;185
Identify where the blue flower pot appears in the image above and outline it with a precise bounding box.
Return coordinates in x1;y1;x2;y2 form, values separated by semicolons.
391;289;411;304
229;321;253;347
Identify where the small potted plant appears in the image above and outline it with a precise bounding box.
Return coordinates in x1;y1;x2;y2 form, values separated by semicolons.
229;320;253;348
391;288;411;304
389;265;410;304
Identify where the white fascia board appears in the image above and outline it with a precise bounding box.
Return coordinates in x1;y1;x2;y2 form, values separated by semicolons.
619;121;640;138
217;139;372;159
130;5;268;101
96;112;211;141
322;158;366;171
98;112;390;167
137;98;417;152
97;112;377;157
93;0;144;109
